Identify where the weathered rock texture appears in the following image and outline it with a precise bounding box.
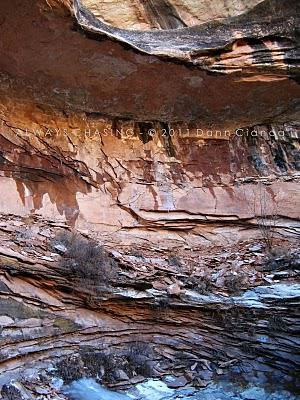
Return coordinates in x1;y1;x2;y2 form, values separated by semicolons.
0;218;299;395
0;0;299;248
81;0;266;30
0;0;299;396
0;117;300;248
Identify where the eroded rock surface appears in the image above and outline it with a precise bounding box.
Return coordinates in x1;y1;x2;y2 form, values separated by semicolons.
0;0;299;246
0;116;299;247
80;0;266;30
0;217;299;397
0;0;299;397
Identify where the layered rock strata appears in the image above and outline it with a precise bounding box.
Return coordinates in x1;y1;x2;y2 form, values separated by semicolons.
0;219;299;396
0;0;299;397
0;0;299;247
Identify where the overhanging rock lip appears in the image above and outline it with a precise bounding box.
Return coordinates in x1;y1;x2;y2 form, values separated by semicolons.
72;0;300;68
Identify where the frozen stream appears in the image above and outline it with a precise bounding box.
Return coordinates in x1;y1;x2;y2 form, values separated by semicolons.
64;378;300;400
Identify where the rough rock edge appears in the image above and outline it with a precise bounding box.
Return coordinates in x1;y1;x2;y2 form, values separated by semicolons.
73;0;300;75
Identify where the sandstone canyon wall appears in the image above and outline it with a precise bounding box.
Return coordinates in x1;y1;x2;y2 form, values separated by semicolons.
0;0;299;398
0;0;299;248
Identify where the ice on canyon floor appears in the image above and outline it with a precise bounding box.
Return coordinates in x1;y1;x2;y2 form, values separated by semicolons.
64;379;300;400
128;379;175;399
64;378;132;400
